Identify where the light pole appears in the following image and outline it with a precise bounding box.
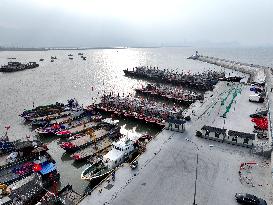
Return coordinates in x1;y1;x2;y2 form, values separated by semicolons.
185;138;199;205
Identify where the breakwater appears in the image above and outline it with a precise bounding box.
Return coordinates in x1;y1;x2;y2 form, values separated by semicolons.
188;53;266;83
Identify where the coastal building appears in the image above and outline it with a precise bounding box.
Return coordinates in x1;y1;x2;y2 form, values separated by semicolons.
225;130;255;148
165;118;186;132
199;125;226;142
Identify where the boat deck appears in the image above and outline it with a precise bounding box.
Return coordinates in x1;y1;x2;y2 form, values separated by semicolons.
71;129;110;147
72;137;112;160
33;111;71;121
66;121;98;134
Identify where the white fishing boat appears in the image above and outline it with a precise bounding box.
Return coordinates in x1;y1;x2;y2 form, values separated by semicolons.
81;134;139;181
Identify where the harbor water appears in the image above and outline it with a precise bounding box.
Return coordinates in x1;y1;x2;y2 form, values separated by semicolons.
0;47;273;193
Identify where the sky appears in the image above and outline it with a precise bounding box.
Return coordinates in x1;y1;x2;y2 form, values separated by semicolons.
0;0;273;47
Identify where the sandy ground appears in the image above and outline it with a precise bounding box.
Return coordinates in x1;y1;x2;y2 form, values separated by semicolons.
80;82;273;205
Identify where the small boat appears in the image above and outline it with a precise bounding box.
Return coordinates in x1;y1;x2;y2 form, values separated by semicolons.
78;53;83;55
82;57;86;60
60;123;120;152
69;57;73;60
55;120;100;138
20;98;80;122
51;56;57;60
68;54;73;56
81;135;139;181
39;58;44;61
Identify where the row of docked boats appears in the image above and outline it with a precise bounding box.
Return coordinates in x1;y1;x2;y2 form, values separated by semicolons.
88;94;184;127
0;138;60;204
0;62;39;72
135;83;204;105
123;66;225;90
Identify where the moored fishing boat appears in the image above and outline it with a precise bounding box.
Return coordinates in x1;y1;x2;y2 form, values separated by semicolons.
0;152;55;185
1;163;60;205
20;98;80;121
60;123;120;152
0;140;48;167
55;116;101;138
123;66;224;90
0;62;39;72
81;134;140;181
90;94;183;128
135;84;204;105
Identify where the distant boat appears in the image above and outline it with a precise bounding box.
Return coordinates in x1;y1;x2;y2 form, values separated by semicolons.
0;62;39;72
68;54;73;56
82;57;86;60
51;56;57;60
39;59;44;61
78;53;83;55
69;57;73;60
51;60;54;62
7;57;16;60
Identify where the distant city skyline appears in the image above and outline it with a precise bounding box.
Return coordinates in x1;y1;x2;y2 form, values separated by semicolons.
0;0;273;48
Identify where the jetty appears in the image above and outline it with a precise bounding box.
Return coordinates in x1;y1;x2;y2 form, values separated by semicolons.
123;66;225;90
188;52;265;83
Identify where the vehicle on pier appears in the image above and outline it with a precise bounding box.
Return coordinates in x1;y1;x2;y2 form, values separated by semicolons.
235;193;267;205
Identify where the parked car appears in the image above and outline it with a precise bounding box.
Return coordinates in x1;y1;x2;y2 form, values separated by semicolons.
130;160;138;170
249;110;267;118
235;193;267;205
249;94;264;103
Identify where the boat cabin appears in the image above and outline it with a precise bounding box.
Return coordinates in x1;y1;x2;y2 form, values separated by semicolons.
200;126;226;142
225;130;255;147
103;137;136;169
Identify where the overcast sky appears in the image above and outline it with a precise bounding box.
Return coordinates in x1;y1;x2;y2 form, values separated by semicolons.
0;0;272;47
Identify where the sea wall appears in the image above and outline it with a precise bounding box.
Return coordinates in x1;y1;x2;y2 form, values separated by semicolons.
194;54;265;83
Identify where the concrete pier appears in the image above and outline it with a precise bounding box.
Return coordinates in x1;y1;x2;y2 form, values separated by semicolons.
191;54;265;83
191;53;273;179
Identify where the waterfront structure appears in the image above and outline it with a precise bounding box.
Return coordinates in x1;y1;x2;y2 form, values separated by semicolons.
165;118;186;132
225;130;255;148
199;125;226;142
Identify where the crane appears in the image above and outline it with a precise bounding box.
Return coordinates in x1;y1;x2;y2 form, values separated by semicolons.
86;128;97;149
